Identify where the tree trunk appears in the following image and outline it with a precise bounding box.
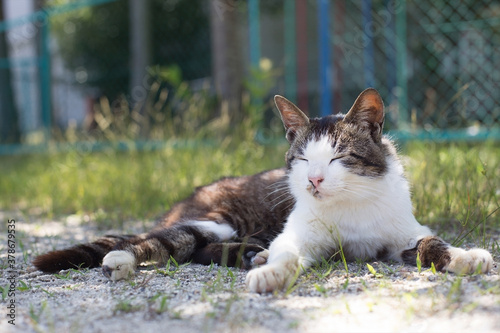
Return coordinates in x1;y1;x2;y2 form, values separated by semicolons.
129;0;151;101
209;0;243;124
0;0;20;143
129;0;151;137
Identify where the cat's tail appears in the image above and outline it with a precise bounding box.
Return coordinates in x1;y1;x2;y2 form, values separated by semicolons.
33;235;138;273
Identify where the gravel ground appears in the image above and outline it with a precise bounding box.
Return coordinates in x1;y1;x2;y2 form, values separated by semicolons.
1;213;499;333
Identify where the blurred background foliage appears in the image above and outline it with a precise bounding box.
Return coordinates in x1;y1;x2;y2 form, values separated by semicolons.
1;0;499;149
49;0;211;99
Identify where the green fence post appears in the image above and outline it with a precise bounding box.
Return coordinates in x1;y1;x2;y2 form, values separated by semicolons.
248;0;261;69
395;0;408;128
39;16;51;142
248;0;262;108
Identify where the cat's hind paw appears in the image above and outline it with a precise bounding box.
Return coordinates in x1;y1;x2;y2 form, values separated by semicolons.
244;249;269;268
102;250;136;281
246;263;295;293
446;248;493;274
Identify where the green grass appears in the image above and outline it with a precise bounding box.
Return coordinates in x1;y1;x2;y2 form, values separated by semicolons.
0;141;498;244
402;142;500;245
0;141;286;227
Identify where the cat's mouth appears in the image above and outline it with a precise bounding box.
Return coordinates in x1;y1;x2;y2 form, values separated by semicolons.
307;185;323;198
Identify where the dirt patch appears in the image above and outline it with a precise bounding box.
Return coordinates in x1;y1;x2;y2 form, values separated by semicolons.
1;213;499;333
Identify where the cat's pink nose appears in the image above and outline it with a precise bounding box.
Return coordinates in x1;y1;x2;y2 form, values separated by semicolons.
308;176;324;189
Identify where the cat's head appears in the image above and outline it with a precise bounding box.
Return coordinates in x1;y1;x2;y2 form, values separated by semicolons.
275;88;391;202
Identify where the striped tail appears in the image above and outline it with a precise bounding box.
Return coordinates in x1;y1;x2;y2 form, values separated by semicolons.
33;235;137;273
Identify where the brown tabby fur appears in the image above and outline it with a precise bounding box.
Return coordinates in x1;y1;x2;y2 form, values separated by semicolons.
34;169;293;273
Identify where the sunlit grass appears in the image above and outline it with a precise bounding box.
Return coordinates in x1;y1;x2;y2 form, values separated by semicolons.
0;141;498;246
402;141;500;247
0;141;287;226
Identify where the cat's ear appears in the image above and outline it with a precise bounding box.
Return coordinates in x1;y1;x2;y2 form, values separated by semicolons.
344;88;385;142
274;95;309;142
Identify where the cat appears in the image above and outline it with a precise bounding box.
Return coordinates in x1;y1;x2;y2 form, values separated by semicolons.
33;88;493;293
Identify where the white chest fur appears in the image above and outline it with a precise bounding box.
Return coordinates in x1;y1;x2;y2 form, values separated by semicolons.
283;137;432;263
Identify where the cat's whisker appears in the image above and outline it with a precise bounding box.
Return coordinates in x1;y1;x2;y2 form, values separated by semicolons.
263;184;290;196
270;195;295;211
266;186;288;197
340;185;380;196
274;199;296;213
266;190;292;202
339;182;386;195
263;184;289;194
342;186;384;197
265;179;289;189
262;189;291;202
335;187;380;202
345;191;390;206
269;191;293;205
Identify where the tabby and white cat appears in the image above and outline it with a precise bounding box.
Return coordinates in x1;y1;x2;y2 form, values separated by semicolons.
33;88;493;293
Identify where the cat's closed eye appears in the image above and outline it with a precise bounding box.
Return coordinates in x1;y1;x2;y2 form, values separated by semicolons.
297;157;308;162
329;154;348;165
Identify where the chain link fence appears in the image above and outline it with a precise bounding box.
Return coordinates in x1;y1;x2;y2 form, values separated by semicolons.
407;0;500;130
0;0;499;152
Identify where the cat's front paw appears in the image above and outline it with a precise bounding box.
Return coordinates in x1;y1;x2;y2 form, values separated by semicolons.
446;248;493;274
102;250;136;281
245;263;294;293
